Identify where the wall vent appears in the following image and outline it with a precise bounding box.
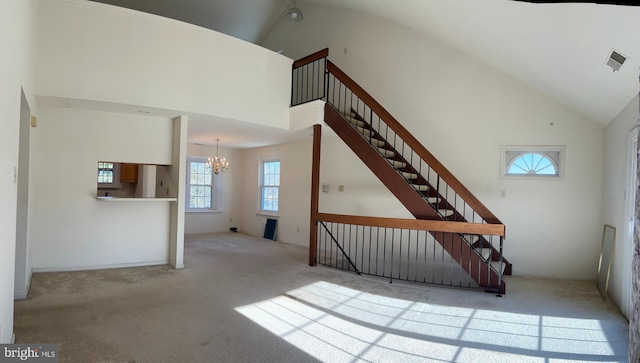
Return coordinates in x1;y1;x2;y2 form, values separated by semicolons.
606;49;627;72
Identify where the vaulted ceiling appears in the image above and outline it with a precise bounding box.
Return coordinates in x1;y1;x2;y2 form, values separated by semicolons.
89;0;639;134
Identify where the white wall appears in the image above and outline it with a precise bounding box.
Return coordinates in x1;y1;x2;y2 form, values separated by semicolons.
318;137;411;219
241;140;314;247
185;144;243;235
36;0;292;130
603;95;638;316
0;0;37;343
30;107;174;270
288;101;409;218
262;2;605;279
240;132;411;249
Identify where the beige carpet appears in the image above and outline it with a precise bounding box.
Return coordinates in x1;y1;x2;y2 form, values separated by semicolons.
14;233;629;362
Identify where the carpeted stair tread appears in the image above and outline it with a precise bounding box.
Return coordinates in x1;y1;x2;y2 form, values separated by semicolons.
400;171;419;180
377;148;395;157
345;116;366;128
438;209;455;217
355;126;373;137
412;184;429;191
339;110;366;127
425;196;440;204
387;159;407;168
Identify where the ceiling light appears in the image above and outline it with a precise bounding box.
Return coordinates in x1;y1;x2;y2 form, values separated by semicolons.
285;0;303;22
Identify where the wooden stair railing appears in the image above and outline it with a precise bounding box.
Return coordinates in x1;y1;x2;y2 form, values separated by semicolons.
325;105;505;293
339;106;512;275
317;213;506;295
325;60;512;276
326;60;502;225
296;49;510;292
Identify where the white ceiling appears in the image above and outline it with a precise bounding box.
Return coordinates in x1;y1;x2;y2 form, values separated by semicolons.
313;0;640;125
86;0;640;147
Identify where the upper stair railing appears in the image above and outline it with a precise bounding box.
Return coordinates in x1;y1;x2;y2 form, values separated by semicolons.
291;48;328;106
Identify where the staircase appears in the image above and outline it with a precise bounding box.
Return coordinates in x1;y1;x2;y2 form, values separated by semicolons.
294;49;511;293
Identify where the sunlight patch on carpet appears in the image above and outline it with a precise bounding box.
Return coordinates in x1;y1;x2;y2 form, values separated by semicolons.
235;281;620;362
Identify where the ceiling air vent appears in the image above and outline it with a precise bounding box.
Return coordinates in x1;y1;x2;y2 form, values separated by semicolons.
606;49;627;72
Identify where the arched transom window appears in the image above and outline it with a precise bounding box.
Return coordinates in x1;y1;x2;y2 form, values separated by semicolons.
501;146;564;179
507;152;558;175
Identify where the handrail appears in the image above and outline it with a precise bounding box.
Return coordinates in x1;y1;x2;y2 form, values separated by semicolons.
316;212;506;293
326;60;502;225
292;48;329;68
318;213;505;237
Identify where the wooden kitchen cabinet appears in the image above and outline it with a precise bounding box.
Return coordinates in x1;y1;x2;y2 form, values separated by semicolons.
120;163;138;183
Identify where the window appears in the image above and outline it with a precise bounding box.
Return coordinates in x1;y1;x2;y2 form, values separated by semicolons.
508;153;557;175
260;160;280;213
98;162;114;183
187;158;214;210
501;146;564;179
97;162;120;188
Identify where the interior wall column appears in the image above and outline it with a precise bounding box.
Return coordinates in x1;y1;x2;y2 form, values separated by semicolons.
169;115;187;269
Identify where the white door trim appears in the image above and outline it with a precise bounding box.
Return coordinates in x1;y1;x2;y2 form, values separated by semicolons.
623;126;637;319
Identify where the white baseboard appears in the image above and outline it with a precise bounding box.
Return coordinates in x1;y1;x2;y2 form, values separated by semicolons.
32;260;169;273
14;270;33;300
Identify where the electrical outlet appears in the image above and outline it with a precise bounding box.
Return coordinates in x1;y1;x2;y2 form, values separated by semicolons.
500;189;506;198
338;185;344;192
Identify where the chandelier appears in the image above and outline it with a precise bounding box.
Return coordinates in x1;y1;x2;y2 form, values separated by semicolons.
208;139;229;174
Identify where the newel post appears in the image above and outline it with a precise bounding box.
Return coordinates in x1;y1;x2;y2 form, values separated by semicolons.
309;124;322;266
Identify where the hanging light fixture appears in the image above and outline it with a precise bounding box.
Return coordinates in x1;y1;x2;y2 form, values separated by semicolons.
285;0;303;22
208;139;229;174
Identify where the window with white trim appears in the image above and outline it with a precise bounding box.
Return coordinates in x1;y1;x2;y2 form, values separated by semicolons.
501;146;564;179
260;160;280;213
97;162;121;188
187;158;215;210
